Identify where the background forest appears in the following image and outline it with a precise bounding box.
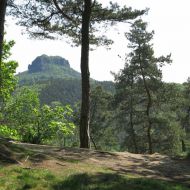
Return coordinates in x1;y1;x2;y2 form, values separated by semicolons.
1;18;190;156
1;1;190;189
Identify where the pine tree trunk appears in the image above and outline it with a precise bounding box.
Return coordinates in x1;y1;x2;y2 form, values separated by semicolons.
0;0;7;108
143;80;153;154
79;0;91;148
90;135;97;150
139;53;153;154
0;0;7;62
181;139;186;152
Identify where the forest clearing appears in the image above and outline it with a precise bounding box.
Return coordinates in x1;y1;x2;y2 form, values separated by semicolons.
0;137;189;190
1;0;190;189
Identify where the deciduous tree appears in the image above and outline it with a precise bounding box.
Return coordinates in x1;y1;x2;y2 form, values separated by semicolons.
6;87;75;144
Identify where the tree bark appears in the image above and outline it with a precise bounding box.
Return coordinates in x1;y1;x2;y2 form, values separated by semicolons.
0;0;7;109
79;0;92;148
89;101;98;149
0;0;7;62
142;74;153;154
181;139;186;152
139;51;153;154
90;135;97;150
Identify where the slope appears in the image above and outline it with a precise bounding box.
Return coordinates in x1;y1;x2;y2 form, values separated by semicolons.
16;55;115;105
0;138;189;190
18;54;81;85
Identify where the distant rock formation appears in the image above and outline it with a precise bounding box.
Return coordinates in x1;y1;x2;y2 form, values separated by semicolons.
28;54;70;73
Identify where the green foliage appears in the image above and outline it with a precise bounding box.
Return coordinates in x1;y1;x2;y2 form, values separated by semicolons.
90;86;117;150
186;151;190;159
52;173;188;190
155;83;186;155
180;78;190;152
0;37;18;139
10;1;146;47
40;79;81;106
9;0;146;148
0;167;57;190
16;55;115;106
39;79;115;106
17;73;114;108
5;87;75;144
0;125;18;139
0;167;188;190
0;39;17;103
113;19;184;154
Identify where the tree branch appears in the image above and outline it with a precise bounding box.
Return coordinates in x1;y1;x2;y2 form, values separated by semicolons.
52;0;73;21
33;11;59;25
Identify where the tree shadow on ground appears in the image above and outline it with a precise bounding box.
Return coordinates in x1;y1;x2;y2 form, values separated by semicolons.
147;157;190;186
51;147;120;164
52;172;188;190
108;154;190;187
0;138;19;165
55;147;119;158
0;138;53;166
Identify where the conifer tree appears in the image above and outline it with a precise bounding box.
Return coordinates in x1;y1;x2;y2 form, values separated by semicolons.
9;0;146;148
115;19;171;153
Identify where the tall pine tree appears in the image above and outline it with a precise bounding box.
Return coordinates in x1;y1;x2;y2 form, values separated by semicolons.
9;0;146;148
115;19;171;153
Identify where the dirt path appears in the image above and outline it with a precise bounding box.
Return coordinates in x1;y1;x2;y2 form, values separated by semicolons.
5;141;190;187
53;148;190;185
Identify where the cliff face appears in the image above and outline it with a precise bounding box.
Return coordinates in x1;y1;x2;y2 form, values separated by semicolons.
28;54;70;73
17;55;81;85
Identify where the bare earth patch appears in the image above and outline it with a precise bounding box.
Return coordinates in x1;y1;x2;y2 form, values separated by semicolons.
2;140;190;187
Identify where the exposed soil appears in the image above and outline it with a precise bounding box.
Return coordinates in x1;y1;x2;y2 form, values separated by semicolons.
1;139;190;187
